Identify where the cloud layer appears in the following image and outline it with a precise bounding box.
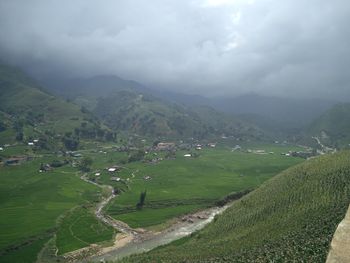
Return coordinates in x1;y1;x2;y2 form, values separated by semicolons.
0;0;350;99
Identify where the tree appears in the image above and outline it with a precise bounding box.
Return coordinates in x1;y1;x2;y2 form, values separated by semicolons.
79;156;93;172
62;136;79;150
15;131;24;141
0;120;6;132
128;149;145;163
136;190;147;210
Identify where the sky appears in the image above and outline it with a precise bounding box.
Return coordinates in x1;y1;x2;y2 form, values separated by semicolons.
0;0;350;99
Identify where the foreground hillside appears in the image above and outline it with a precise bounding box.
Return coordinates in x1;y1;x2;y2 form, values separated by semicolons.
121;151;350;262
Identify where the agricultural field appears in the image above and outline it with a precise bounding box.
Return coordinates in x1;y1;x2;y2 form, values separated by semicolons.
55;206;115;255
88;141;305;228
0;149;115;263
0;140;306;262
122;151;350;262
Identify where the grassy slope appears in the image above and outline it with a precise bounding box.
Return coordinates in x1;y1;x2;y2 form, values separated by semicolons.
122;151;350;262
0;156;113;262
98;143;303;228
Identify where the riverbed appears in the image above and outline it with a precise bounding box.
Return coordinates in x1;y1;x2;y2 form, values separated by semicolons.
83;205;229;262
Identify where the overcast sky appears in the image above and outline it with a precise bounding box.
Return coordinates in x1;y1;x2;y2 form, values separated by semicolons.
0;0;350;99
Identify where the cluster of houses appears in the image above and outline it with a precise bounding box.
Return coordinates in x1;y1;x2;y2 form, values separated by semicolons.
156;141;216;152
281;151;315;159
27;139;39;146
156;142;175;151
104;165;123;182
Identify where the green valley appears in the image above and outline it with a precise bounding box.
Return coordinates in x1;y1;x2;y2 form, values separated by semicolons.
0;64;349;263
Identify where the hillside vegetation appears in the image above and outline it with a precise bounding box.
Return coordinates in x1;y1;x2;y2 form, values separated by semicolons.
45;75;265;139
0;64;114;146
307;103;350;148
121;151;350;262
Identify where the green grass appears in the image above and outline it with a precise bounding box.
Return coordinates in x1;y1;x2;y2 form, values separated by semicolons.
101;144;304;228
122;151;350;262
115;205;202;228
55;206;115;254
0;237;50;263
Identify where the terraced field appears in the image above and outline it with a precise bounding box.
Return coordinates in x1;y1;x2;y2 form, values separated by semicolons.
0;153;114;262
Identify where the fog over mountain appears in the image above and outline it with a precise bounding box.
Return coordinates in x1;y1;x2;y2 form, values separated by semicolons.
0;0;350;100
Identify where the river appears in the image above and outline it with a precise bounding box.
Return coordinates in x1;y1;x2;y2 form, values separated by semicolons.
82;205;229;262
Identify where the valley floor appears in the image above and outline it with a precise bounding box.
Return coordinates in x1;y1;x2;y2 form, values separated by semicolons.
0;139;305;262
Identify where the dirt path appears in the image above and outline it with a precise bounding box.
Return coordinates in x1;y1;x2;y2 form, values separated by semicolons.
80;174;142;236
312;136;335;153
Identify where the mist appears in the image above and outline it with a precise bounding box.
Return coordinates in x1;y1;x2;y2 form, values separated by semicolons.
0;0;350;100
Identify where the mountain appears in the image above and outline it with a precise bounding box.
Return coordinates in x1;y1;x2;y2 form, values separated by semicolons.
122;151;350;262
208;94;337;128
44;75;265;140
0;64;113;147
149;92;337;129
307;103;350;148
44;75;147;99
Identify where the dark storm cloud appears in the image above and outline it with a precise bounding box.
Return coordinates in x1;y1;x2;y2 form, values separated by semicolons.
0;0;350;99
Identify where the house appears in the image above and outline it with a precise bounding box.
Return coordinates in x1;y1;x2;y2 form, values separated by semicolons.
110;177;121;182
28;142;34;146
143;175;152;180
40;163;53;172
156;142;175;151
33;139;39;143
184;154;191;157
107;165;122;172
0;147;3;151
68;152;82;158
232;145;241;152
95;172;101;176
208;143;216;148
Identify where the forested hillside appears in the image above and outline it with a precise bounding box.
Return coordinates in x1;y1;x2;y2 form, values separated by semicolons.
0;64;114;147
45;75;265;139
